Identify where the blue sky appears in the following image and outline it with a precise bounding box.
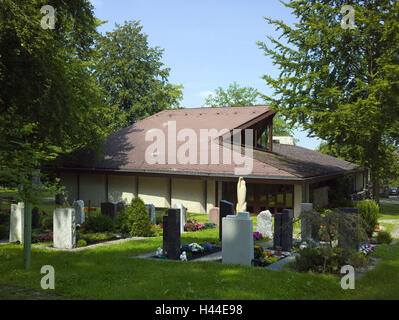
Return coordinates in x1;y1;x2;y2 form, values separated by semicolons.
90;0;322;150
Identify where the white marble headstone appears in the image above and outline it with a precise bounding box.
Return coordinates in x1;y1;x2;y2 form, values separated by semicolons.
222;211;254;266
256;210;273;239
53;208;76;249
10;202;24;243
174;203;187;233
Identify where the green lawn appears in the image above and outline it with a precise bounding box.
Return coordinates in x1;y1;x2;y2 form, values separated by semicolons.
1;227;399;299
1;190;399;299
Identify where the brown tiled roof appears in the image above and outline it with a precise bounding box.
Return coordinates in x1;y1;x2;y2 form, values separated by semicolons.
54;106;361;181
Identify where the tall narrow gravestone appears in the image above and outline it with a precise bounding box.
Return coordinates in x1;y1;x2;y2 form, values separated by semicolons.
338;207;360;251
73;200;85;225
300;203;319;241
101;202;117;221
209;207;220;227
273;209;293;251
163;208;181;260
219;200;234;241
222;212;254;266
174;203;186;233
146;204;156;225
10;202;24;243
53;208;76;249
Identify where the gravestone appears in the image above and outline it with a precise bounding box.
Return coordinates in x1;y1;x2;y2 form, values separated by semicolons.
53;208;76;249
116;201;126;214
162;215;168;256
146;204;156;225
72;200;85;225
208;207;220;227
300;203;319;241
338;207;360;251
273;209;293;251
101;202;117;221
55;193;65;205
163;208;181;260
257;210;273;239
219;200;234;241
222;212;254;266
10;202;24;243
173;203;186;233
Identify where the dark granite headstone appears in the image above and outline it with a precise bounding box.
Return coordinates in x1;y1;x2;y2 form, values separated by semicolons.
273;209;293;251
338;207;360;251
55;193;65;205
219;200;234;241
162;215;168;256
165;208;181;260
101;202;117;220
116;201;126;214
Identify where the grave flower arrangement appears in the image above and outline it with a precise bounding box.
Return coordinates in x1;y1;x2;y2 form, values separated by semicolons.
359;243;375;256
253;231;263;241
184;219;205;232
151;224;163;236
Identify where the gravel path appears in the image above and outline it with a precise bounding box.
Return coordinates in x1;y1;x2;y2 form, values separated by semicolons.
379;219;399;239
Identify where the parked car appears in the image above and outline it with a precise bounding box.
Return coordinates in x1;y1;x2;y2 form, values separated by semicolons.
389;187;399;195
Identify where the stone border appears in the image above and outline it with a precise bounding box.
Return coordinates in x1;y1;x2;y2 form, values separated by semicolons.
35;236;158;252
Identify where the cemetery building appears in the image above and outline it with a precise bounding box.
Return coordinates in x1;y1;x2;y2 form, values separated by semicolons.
48;106;367;217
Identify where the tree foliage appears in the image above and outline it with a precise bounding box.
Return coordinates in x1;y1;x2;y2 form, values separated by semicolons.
259;0;399;200
0;0;107;201
203;82;293;136
94;21;183;132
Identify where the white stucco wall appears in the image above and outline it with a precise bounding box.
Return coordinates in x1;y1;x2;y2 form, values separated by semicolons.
313;186;329;209
108;175;137;204
171;178;206;214
138;176;170;208
79;173;106;207
60;173;78;204
355;172;364;192
206;180;215;214
294;184;302;218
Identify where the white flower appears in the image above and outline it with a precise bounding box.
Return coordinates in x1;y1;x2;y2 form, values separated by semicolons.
189;243;204;252
155;248;163;256
180;251;187;262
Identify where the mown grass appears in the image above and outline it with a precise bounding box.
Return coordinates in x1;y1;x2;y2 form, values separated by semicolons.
1;228;399;300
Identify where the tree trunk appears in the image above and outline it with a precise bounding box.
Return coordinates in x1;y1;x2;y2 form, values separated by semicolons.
371;170;380;204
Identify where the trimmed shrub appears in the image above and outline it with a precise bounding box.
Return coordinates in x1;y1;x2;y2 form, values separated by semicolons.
84;214;114;233
204;222;216;229
40;215;53;231
118;197;153;237
77;239;87;248
293;246;362;274
356;200;380;237
376;231;393;244
0;225;8;239
78;232;117;244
